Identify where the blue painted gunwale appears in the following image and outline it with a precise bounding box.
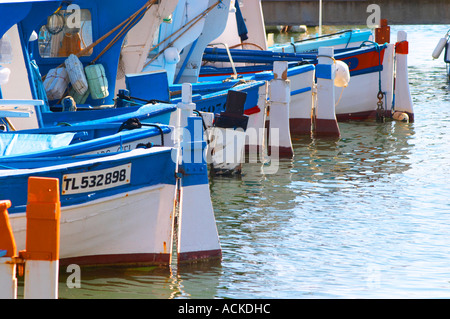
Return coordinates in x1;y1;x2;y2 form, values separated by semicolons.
200;44;387;78
171;80;266;114
197;64;315;98
41;103;176;127
0;123;172;159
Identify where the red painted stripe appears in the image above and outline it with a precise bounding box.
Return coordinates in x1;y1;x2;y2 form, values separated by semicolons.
395;41;409;54
289;118;312;135
268;145;294;158
314;118;340;137
341;48;386;73
244;105;261;115
336;110;377;121
59;253;171;267
178;249;222;263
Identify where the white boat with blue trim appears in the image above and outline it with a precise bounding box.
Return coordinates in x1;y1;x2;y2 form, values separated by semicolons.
200;0;414;128
0;0;222;266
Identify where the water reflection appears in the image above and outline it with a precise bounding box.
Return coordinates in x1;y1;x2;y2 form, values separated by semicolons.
208;115;418;298
57;265;175;299
55;259;223;299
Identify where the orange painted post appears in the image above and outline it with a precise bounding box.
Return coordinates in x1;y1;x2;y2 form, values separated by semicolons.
375;19;390;44
0;200;18;299
21;177;61;299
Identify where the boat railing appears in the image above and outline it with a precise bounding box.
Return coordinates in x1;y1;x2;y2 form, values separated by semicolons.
0;99;45;118
0;99;45;129
207;42;238;79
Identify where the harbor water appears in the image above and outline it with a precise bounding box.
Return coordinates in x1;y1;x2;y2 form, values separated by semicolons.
35;24;450;299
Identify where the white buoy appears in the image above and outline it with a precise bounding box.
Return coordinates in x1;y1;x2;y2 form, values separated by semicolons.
394;31;414;122
432;37;448;59
392;111;409;122
268;61;294;158
314;47;340;137
334;60;350;88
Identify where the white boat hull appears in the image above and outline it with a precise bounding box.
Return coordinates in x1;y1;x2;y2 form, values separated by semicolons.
10;183;176;266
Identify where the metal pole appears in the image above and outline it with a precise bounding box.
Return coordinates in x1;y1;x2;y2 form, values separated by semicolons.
319;0;323;35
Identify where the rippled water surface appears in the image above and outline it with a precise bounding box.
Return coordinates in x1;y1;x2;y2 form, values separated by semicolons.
52;25;450;299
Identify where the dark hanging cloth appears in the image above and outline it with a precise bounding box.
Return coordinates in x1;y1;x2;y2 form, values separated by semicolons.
234;1;248;42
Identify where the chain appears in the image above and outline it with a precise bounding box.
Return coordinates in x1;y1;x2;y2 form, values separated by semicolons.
376;90;385;122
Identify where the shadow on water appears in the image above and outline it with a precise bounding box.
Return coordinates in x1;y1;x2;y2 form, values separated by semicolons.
54;259;223;299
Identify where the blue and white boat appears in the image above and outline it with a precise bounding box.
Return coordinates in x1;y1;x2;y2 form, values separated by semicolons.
0;0;178;131
0;0;221;266
129;0;316;143
201;0;414;125
120;0;266;172
6;147;178;266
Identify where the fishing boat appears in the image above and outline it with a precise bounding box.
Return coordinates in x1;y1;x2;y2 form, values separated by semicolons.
135;0;320;143
0;0;249;175
149;0;333;137
200;0;414;126
117;0;344;158
0;0;179;131
0;0;222;266
120;0;269;171
6;148;178;266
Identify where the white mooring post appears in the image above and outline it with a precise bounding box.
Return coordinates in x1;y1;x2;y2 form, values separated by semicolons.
0;200;17;299
314;47;340;137
268;61;294;158
177;83;196;129
393;30;414;123
21;177;61;299
245;83;268;157
176;84;221;263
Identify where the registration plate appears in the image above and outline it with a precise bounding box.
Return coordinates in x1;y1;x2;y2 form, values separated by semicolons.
62;163;131;195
